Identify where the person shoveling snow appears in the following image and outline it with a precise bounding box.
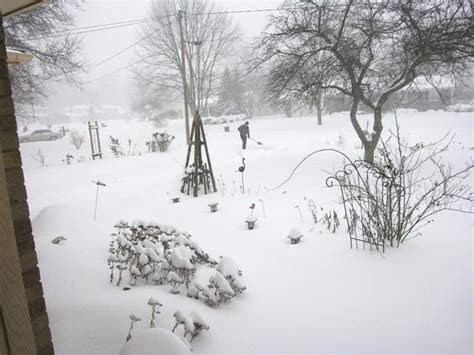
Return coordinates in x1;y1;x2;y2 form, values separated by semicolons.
238;121;262;149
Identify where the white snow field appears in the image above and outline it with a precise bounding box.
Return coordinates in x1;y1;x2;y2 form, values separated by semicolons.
19;111;472;354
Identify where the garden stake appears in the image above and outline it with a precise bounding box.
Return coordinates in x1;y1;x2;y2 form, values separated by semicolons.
259;199;266;218
92;180;106;221
295;205;304;222
237;158;246;194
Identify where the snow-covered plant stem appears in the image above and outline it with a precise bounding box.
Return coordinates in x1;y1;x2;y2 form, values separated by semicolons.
147;298;162;328
126;314;141;342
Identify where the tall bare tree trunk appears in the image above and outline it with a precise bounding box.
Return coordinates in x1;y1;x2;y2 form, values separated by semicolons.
364;107;383;163
316;96;322;125
349;97;375;161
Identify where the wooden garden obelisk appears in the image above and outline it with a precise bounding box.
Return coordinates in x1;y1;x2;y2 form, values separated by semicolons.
181;111;217;197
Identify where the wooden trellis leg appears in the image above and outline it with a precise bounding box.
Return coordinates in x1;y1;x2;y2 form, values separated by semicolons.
181;111;217;197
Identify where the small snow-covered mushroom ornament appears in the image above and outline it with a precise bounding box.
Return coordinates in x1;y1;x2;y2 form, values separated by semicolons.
245;215;257;230
287;227;304;244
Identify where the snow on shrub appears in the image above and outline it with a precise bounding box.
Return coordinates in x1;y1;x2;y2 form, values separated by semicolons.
202;114;246;125
107;220;246;307
172;310;209;343
447;102;474;112
216;257;246;295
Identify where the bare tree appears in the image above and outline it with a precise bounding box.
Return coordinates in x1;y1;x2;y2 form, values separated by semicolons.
256;0;473;162
69;129;85;150
4;0;84;107
266;53;328;125
133;0;240;114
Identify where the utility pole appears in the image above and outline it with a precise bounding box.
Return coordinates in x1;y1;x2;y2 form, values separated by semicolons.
178;10;190;145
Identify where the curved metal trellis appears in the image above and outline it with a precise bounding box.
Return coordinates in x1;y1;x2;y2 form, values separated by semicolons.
326;159;406;253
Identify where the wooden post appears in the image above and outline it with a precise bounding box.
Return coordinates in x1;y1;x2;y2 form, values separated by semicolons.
88;121;102;160
178;10;190;145
0;149;36;354
193;112;201;197
199;115;217;193
88;121;95;157
0;13;53;354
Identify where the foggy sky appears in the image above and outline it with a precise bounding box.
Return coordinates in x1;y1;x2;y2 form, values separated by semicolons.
46;0;283;113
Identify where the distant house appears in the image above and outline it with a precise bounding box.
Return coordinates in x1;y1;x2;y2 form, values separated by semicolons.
325;76;463;114
397;76;455;111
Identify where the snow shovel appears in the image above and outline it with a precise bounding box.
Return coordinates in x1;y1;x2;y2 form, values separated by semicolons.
249;137;263;145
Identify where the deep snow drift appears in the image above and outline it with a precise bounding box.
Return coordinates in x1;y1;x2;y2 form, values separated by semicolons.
20;111;473;354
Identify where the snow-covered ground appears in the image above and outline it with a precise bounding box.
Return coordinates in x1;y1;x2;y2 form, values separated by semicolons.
19;111;473;354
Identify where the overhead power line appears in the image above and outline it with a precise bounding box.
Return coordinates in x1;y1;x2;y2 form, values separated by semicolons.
75;8;285;83
22;8;282;41
81;60;140;85
23;18;150;41
86;30;157;71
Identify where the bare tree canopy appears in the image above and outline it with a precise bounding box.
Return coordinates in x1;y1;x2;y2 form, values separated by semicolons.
133;0;240;113
4;0;84;106
256;0;474;162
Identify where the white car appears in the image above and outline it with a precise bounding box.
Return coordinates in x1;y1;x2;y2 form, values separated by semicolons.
19;129;63;143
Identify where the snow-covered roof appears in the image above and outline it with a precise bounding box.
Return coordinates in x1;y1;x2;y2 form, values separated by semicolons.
2;0;46;18
6;47;33;65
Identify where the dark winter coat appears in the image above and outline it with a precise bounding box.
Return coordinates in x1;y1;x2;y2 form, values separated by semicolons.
238;123;250;138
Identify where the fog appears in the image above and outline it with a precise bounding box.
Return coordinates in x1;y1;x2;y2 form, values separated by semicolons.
43;0;282;119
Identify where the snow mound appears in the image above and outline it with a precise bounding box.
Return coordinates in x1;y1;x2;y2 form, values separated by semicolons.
119;328;191;355
217;256;242;280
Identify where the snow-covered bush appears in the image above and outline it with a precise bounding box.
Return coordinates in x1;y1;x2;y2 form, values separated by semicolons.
322;210;340;233
107;221;245;307
202;114;246;125
188;257;245;307
216;257;246;295
147;131;175;152
447;102;474;112
327;124;474;249
69;129;85;150
109;136;125;157
172;310;209;342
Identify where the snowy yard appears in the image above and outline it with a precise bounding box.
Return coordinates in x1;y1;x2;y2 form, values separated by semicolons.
20;111;472;354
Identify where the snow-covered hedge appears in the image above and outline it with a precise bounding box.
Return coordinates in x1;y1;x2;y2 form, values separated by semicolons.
447;102;474;112
202;114;246;125
108;221;245;307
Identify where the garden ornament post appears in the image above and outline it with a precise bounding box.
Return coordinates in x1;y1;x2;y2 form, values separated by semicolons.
295;205;304;222
92;180;106;221
236;158;246;194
